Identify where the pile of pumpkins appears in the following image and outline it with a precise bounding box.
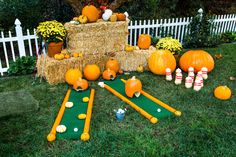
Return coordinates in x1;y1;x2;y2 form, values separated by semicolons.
72;5;126;24
54;49;83;60
65;58;122;91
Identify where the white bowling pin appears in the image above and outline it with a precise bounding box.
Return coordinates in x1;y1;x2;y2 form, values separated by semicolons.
201;67;208;80
165;68;172;81
185;76;193;88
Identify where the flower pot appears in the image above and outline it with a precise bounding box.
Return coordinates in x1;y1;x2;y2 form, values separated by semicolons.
47;42;63;57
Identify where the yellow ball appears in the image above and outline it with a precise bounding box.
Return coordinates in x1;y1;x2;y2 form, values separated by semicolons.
82;97;89;102
81;133;90;141
78;114;87;119
174;111;182;117
150;117;158;124
47;133;56;142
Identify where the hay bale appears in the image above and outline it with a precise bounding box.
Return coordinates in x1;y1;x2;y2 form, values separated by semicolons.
115;47;156;71
64;20;129;56
37;54;110;85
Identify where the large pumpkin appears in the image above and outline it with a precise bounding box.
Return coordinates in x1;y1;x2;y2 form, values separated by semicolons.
105;58;120;73
179;50;214;73
138;34;151;49
83;64;101;81
73;78;89;91
214;86;232;100
125;76;142;98
65;69;82;85
82;5;99;23
148;50;176;75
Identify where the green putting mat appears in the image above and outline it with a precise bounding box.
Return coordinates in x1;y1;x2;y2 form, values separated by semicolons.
57;89;90;139
104;79;173;119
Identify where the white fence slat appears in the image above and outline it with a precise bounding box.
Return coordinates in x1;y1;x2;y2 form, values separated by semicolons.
27;29;33;56
147;20;151;35
0;59;3;76
129;21;133;45
155;19;158;37
226;14;232;32
34;29;39;55
138;20;142;37
143;20;146;34
1;31;9;68
134;20;137;45
15;19;26;57
8;31;16;61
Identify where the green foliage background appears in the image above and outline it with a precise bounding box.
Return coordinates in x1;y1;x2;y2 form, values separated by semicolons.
0;0;235;30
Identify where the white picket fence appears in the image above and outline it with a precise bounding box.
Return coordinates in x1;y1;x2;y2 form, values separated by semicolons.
0;14;236;76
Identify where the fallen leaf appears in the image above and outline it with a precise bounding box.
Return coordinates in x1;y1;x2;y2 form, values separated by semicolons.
215;53;222;59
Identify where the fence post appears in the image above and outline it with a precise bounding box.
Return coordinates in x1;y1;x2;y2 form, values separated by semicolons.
15;19;26;57
198;8;203;21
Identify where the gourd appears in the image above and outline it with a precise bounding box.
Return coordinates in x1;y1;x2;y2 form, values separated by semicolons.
102;68;116;80
78;15;88;24
179;50;214;72
54;53;64;60
82;5;99;23
83;64;101;81
102;9;113;21
64;54;70;59
125;76;142;98
105;58;120;73
137;65;144;73
73;78;89;91
109;14;117;22
116;13;126;21
148;50;176;75
214;86;231;100
138;34;151;49
65;69;82;85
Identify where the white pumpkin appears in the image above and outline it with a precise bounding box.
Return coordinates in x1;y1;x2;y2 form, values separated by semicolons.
56;125;67;133
102;9;113;21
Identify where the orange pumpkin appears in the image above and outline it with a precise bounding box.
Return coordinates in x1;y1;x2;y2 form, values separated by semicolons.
214;86;232;100
138;34;151;49
73;78;89;91
179;50;215;73
116;13;126;21
82;5;99;23
65;69;82;85
148;50;176;75
83;64;101;81
106;58;120;73
64;54;70;59
102;69;116;80
125;76;142;98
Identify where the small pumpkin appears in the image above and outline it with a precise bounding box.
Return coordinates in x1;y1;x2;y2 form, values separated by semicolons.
118;69;124;74
82;5;99;23
214;86;232;100
106;58;120;73
125;45;134;52
125;76;142;98
64;54;70;59
116;13;126;21
179;50;215;73
148;50;176;75
73;52;82;58
137;65;144;73
78;15;88;24
54;53;64;60
109;14;117;22
73;78;89;91
102;68;117;80
138;34;151;49
83;64;101;81
65;69;82;85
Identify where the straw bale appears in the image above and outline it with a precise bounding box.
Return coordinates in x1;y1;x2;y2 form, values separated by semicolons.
114;47;156;71
37;54;110;85
64;20;128;56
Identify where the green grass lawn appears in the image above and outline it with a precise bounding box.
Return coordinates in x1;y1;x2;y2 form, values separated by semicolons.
0;43;235;157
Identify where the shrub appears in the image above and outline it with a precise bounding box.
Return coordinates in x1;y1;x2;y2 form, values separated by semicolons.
220;32;236;43
184;14;220;48
7;56;36;76
156;37;182;55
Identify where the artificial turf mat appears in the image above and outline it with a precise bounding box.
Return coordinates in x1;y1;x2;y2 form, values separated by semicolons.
56;89;91;139
0;90;39;118
104;78;173;120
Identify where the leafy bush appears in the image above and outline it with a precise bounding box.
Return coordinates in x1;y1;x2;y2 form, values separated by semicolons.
220;32;236;43
156;37;182;55
8;56;36;76
184;14;220;48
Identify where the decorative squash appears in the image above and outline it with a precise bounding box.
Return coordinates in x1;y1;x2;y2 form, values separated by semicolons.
83;64;101;81
82;5;99;23
78;15;88;24
179;50;215;73
102;68;117;80
138;34;151;49
65;69;82;85
125;45;134;52
64;54;70;59
214;86;231;100
73;78;89;91
148;50;176;75
54;53;64;60
137;65;144;73
125;76;142;98
106;58;120;73
73;52;82;58
116;13;126;21
109;14;117;22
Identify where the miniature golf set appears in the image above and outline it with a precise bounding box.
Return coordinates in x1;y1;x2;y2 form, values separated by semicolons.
40;5;232;143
